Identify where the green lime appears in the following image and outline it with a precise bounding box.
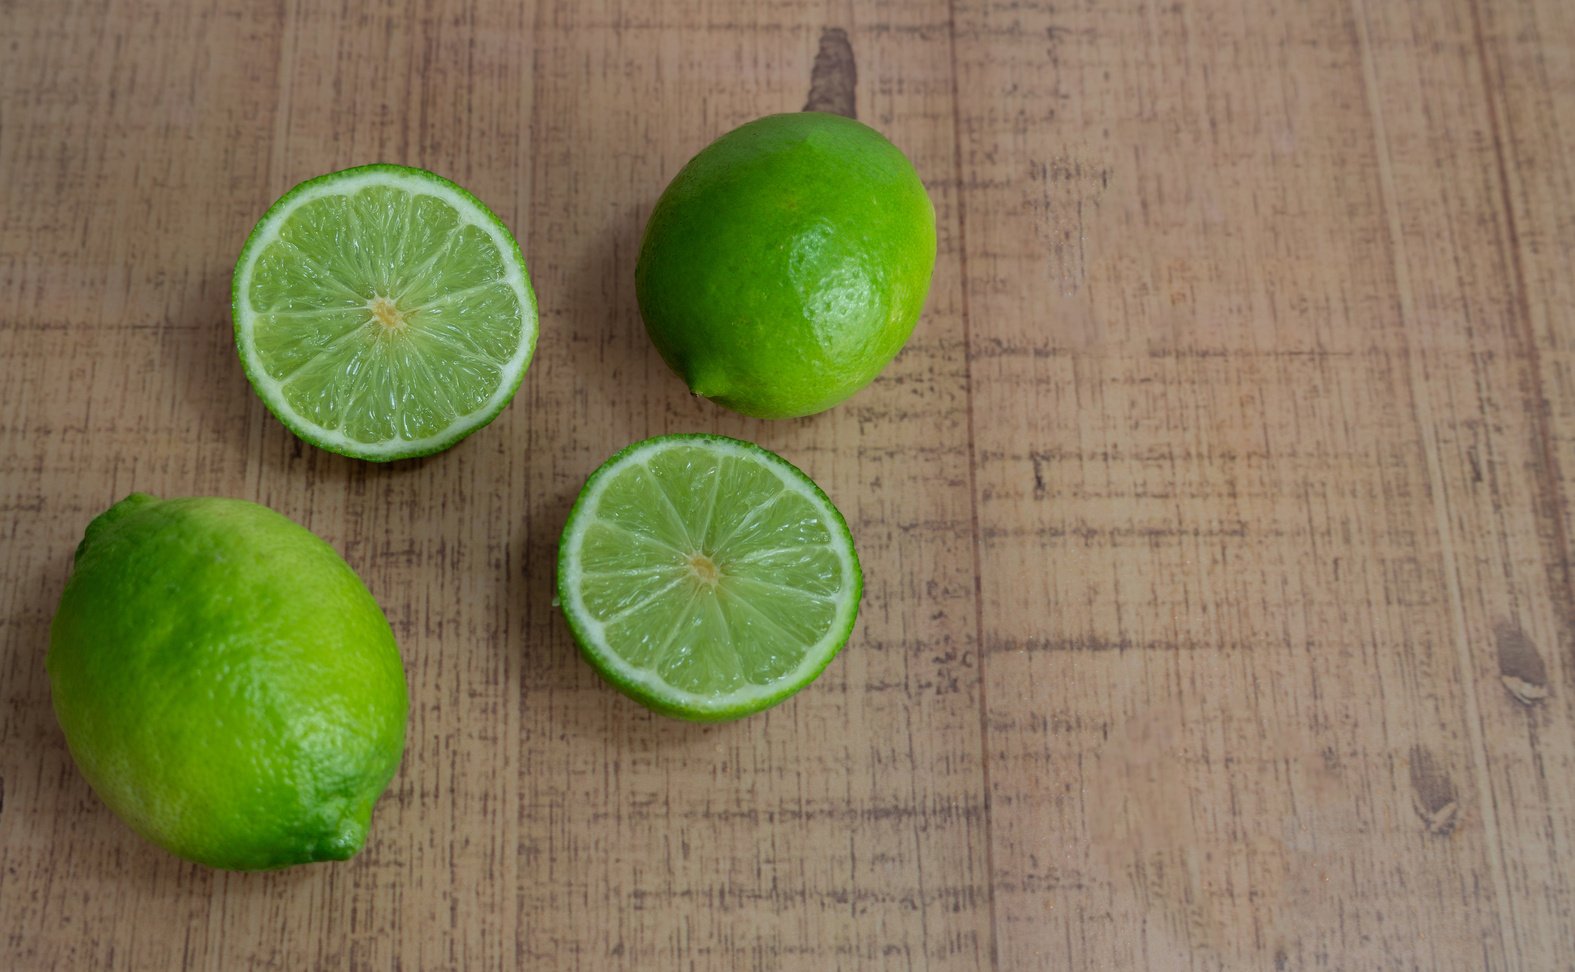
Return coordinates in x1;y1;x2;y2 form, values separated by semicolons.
556;434;862;720
232;164;537;461
635;112;936;419
47;494;409;871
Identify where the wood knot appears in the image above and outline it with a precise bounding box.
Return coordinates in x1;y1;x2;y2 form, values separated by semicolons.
1494;620;1548;706
1408;745;1459;837
804;28;857;119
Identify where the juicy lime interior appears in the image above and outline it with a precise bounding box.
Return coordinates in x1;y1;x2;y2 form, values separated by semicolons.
236;167;535;457
560;436;860;719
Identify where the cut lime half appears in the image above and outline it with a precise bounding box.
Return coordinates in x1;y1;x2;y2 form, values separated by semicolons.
233;164;537;461
557;434;862;721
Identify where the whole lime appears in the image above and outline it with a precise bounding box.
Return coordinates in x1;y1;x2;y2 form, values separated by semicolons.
635;112;937;419
47;494;408;871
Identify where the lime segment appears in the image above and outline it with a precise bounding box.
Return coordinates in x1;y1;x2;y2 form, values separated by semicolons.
233;164;537;461
557;434;862;720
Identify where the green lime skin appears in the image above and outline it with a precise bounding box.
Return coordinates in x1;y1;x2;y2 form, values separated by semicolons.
46;494;409;871
635;113;937;419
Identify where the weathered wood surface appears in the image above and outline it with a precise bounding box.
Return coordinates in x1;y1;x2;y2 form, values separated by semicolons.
2;0;1571;968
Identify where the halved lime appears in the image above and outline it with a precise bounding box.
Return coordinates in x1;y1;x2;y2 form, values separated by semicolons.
557;434;862;721
232;164;537;461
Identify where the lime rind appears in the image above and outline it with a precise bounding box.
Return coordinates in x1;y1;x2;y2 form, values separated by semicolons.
635;113;937;419
557;434;862;721
232;164;538;461
48;494;408;870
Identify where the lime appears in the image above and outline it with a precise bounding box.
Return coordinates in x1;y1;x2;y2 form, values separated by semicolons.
556;434;862;720
232;164;537;461
635;112;936;419
46;494;409;871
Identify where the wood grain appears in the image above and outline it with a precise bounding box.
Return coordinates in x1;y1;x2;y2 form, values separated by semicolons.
1;0;1571;968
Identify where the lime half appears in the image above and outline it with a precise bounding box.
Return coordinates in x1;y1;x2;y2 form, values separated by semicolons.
557;434;862;721
233;164;537;461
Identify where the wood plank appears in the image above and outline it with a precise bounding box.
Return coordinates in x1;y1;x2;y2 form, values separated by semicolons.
2;1;289;967
949;0;1570;965
1470;0;1575;705
1353;0;1575;963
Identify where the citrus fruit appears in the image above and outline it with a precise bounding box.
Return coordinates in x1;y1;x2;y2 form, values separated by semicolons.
232;164;537;461
556;434;862;720
635;112;936;419
46;494;409;871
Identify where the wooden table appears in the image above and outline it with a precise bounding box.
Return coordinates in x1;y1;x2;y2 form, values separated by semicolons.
3;0;1572;968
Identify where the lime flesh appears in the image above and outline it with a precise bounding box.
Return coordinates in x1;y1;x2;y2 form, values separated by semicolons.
47;494;409;870
557;435;862;720
233;164;537;461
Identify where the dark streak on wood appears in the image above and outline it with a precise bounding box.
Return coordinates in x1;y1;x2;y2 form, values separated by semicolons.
943;4;1000;968
1494;620;1550;705
803;27;857;119
1408;745;1460;837
991;636;1245;654
1028;158;1110;295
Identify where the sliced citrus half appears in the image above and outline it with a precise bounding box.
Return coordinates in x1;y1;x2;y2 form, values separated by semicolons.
557;434;862;721
232;164;537;461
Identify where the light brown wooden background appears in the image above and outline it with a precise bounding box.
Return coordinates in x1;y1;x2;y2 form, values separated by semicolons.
2;0;1572;968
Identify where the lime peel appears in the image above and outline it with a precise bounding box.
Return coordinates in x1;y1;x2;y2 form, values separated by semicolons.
47;493;409;871
635;112;936;419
